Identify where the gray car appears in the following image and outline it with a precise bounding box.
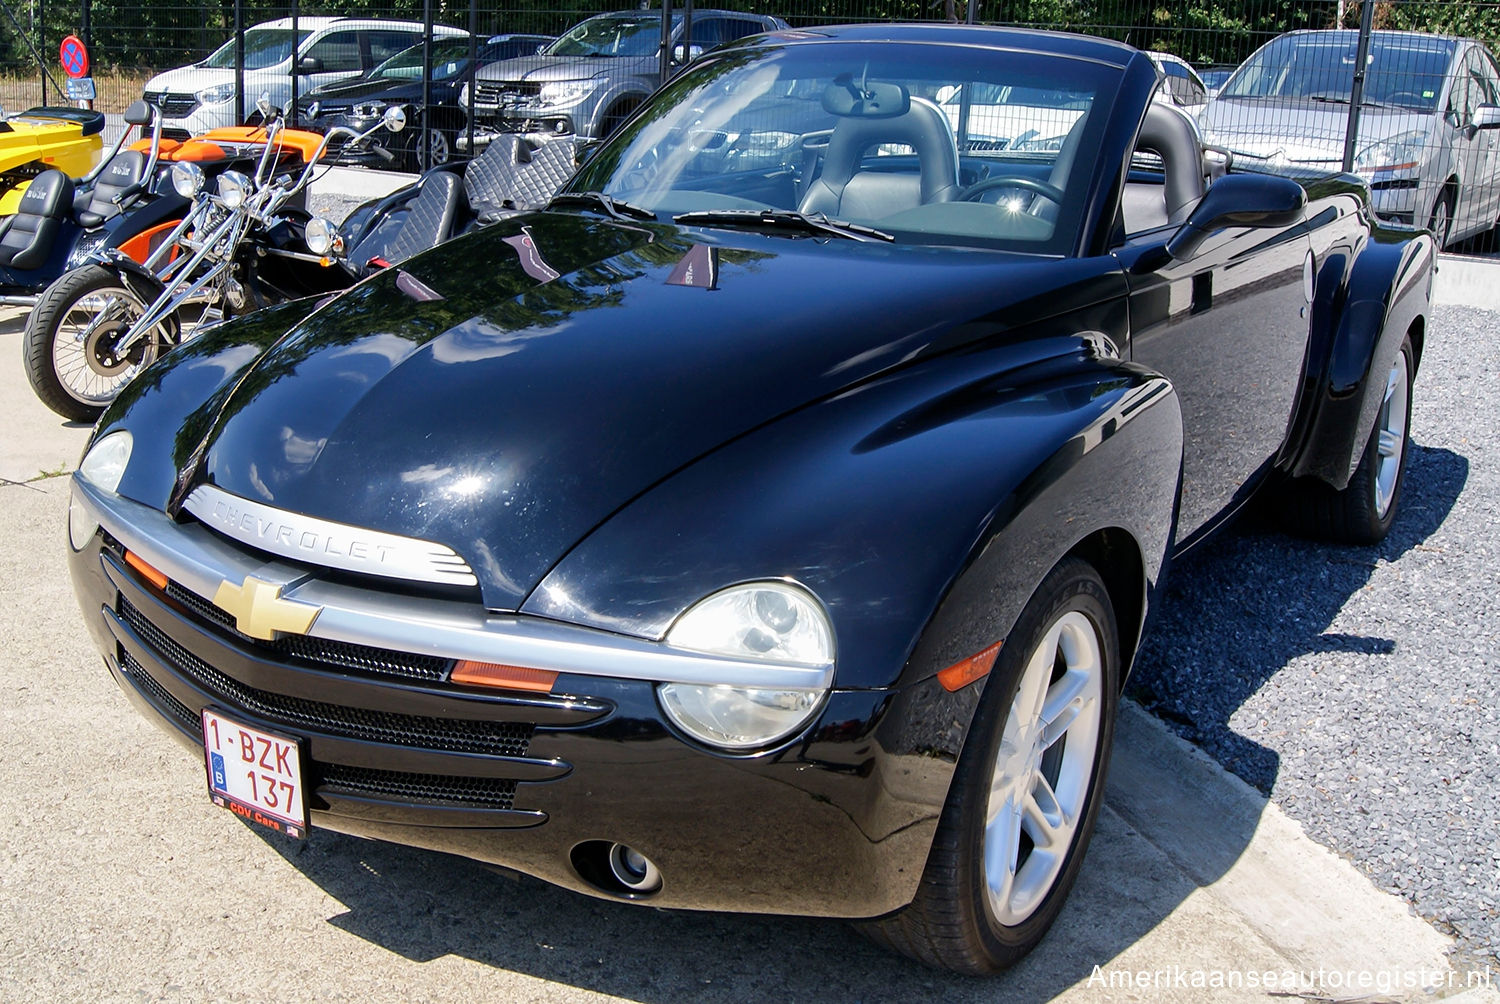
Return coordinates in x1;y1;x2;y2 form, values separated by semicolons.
1201;29;1500;246
461;9;787;145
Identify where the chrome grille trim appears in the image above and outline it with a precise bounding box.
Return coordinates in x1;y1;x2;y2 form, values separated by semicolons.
183;484;479;587
75;477;835;691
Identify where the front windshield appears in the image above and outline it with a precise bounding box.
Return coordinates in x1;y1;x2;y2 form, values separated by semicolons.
1222;33;1456;110
204;27;311;70
569;42;1115;254
544;15;663;58
373;39;475;81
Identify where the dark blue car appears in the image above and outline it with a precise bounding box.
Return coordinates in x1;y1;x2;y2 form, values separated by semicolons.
69;23;1432;973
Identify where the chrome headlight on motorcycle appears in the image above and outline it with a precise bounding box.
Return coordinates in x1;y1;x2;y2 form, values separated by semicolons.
304;217;342;258
171;162;205;199
217;170;251;209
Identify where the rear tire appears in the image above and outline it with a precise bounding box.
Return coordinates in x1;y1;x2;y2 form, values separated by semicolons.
1274;334;1413;544
23;264;171;422
860;557;1119;973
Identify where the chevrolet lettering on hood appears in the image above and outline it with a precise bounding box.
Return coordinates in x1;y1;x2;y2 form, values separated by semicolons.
65;23;1433;975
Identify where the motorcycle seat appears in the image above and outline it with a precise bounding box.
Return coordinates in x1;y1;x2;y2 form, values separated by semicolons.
0;169;74;269
464;136;582;222
75;150;147;228
367;169;464;266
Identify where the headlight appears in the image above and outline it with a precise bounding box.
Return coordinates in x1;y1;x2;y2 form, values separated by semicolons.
78;431;132;494
197;83;236;105
217;170;251;209
304;216;341;257
658;582;834;750
171;162;205;199
538;79;599;107
1354;130;1427;177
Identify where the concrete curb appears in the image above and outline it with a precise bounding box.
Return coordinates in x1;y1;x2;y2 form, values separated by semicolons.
1435;253;1500;312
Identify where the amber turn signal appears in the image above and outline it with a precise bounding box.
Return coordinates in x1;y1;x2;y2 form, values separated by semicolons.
936;641;1002;693
451;660;558;693
123;550;168;591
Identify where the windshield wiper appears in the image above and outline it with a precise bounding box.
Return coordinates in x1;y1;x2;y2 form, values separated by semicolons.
672;208;894;242
548;191;657;221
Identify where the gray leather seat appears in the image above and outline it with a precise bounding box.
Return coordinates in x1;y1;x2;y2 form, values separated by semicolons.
464;135;581;221
0;170;74;269
75;150;147;228
800;96;960;219
356;170;464;267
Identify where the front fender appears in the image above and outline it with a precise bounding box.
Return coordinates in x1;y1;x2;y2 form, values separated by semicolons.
1291;222;1432;488
523;338;1181;694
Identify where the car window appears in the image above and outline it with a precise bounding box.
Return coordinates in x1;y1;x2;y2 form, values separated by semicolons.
305;30;361;73
546;16;662;58
726;19;769;43
204;27;311;70
365;29;421;66
571;42;1118;254
1222;33;1456;111
1465;50;1498;111
688;19;729;47
373;39;473;81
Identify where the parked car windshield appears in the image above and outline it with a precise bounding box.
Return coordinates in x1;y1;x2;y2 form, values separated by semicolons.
372;39;475;81
544;15;664;58
569;41;1117;254
204;27;312;70
1221;33;1456;110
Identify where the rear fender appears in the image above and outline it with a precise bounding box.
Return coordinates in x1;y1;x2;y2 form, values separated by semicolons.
1290;225;1433;488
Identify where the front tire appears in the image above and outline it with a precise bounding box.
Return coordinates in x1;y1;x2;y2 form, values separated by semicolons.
862;557;1119;973
23;264;172;422
1275;334;1414;544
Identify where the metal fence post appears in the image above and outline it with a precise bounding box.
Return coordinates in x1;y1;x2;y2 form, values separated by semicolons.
234;0;244;125
466;0;477;163
1341;0;1375;173
290;0;299;127
423;0;435;170
659;0;672;88
37;0;45;105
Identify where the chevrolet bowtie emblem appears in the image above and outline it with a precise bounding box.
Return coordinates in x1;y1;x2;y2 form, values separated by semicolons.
212;576;321;641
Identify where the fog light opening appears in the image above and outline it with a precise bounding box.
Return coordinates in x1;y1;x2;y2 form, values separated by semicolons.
570;840;663;898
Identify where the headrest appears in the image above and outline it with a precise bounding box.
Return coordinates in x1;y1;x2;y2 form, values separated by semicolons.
124;100;155;127
19;169;75;217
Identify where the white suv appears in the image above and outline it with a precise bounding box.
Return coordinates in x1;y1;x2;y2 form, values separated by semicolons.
143;17;464;137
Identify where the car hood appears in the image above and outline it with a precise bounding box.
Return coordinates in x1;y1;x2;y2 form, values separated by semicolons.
301;76;436;105
472;54;655;84
1201;96;1430;165
144;64;290;95
180;213;1119;610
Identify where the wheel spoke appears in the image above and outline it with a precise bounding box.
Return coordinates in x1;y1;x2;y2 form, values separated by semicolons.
1022;775;1073;850
1039;667;1092;749
1377;429;1402;458
984;795;1022;906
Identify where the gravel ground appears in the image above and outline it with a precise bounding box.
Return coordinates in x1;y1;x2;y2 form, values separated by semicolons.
1130;301;1500;965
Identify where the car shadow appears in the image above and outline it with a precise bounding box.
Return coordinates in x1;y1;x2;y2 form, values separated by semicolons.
1129;441;1468;791
241;442;1463;1000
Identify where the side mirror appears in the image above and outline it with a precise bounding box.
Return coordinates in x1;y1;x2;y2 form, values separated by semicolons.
382;104;407;134
296;55;323;74
1166;173;1306;260
672;43;704;64
1472;103;1500;131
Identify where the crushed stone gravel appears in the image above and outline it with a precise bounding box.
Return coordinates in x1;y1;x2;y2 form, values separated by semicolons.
1130;302;1500;965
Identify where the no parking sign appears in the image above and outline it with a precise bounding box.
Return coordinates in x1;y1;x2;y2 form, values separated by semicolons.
59;35;89;78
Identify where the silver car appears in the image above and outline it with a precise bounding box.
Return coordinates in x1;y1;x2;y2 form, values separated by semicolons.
462;9;787;145
1201;29;1500;246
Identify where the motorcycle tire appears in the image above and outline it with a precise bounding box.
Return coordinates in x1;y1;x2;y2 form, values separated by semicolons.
23;263;176;422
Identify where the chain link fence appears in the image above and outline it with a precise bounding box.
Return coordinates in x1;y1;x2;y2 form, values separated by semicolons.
0;0;1497;243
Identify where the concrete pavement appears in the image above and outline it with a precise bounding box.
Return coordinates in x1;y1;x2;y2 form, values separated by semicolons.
0;300;1495;1000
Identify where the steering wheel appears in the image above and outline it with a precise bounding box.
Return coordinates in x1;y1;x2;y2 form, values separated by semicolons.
957;175;1065;206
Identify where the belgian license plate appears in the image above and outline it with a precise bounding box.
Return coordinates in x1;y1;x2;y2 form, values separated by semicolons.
201;708;308;839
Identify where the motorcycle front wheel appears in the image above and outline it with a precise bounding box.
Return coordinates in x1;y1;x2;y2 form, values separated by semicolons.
23;264;175;422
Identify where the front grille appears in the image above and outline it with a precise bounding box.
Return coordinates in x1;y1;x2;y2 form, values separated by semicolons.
320;764;516;809
163;580;450;682
119;596;534;757
144;91;199;118
120;652;520;811
473;80;540;105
